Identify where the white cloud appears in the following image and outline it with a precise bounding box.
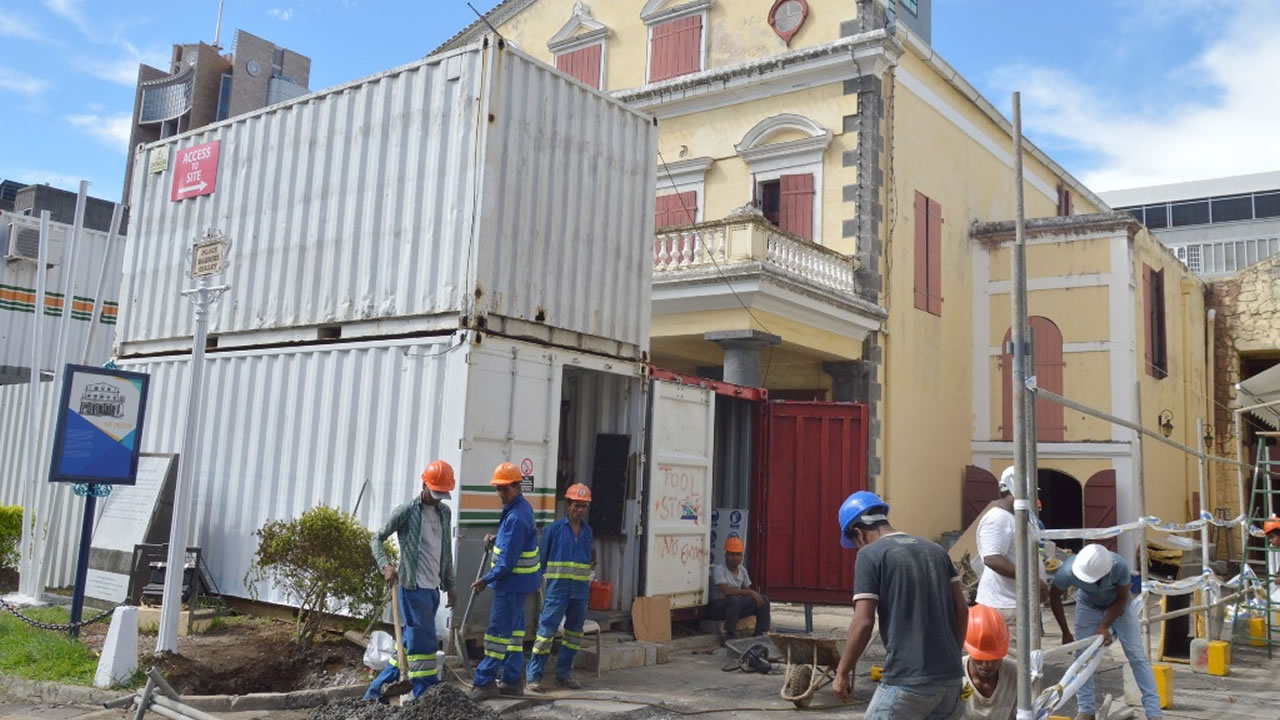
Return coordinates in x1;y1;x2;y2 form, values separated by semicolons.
6;168;92;192
0;66;47;94
268;8;296;21
0;10;44;41
76;41;170;86
43;0;98;41
66;112;132;151
988;0;1280;191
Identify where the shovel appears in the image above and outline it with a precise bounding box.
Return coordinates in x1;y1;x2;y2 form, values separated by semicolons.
381;586;414;700
452;539;494;662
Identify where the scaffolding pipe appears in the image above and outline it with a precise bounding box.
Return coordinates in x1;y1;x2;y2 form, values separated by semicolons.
1143;593;1243;625
1134;382;1152;658
1197;418;1213;635
1010;90;1034;720
1235;413;1249;564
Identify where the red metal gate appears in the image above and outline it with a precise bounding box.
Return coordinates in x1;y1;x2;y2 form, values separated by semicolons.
754;401;868;605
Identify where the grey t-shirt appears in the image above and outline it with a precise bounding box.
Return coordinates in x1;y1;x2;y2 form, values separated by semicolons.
709;564;750;602
1052;551;1129;609
415;505;443;589
852;533;963;686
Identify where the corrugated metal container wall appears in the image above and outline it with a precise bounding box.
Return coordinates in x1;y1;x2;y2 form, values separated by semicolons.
0;382;91;587
118;38;655;358
117;337;470;607
1;211;125;379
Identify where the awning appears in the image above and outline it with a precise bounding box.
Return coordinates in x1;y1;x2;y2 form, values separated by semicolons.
1237;363;1280;430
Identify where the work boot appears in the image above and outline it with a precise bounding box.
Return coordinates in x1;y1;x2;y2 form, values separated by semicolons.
557;675;582;690
527;678;545;693
497;681;525;697
469;683;499;702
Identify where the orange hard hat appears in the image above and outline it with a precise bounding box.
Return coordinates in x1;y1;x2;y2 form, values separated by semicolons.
490;462;523;486
565;483;592;502
965;604;1010;661
724;536;745;553
421;460;455;495
1264;517;1280;535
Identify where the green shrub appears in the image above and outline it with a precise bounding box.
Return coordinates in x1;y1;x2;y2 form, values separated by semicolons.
0;506;22;570
244;505;393;649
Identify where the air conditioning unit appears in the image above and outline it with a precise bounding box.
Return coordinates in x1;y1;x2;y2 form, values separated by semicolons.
1;222;64;266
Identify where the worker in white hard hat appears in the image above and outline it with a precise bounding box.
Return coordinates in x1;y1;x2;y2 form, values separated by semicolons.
1049;543;1162;720
975;467;1048;639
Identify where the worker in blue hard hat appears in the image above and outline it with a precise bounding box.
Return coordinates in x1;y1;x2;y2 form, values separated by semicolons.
832;491;968;719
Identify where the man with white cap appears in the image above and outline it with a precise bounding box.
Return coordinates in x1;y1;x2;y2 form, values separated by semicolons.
364;460;457;702
1049;543;1162;719
975;467;1047;637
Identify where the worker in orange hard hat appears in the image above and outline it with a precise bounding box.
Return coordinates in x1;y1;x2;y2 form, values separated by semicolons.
526;483;595;692
364;460;456;702
960;604;1016;720
1265;517;1280;603
708;534;770;642
470;462;542;701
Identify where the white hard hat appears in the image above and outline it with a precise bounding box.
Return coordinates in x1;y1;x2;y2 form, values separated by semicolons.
998;466;1016;495
1072;543;1113;584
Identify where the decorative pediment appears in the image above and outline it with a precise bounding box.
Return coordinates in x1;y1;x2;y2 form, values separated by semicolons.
736;113;832;157
641;0;712;25
548;2;610;53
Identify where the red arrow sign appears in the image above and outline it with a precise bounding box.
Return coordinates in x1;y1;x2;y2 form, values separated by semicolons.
171;140;220;202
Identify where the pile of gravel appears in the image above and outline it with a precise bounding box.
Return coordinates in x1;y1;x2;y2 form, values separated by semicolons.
306;685;499;720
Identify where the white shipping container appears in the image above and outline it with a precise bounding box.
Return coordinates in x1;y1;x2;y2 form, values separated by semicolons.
118;37;656;359
0;211;125;382
115;333;661;627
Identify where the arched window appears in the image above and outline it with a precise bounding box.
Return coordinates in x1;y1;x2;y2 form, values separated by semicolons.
1001;316;1065;442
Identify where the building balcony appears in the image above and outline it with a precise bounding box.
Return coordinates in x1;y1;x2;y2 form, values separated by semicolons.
651;213;886;348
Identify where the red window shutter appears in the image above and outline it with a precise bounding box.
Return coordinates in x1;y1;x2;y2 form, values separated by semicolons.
655;192;696;229
778;173;814;241
1142;265;1155;374
1030;316;1065;442
913;191;928;311
1084;470;1118;551
556;44;602;89
650;15;702;82
926;196;943;315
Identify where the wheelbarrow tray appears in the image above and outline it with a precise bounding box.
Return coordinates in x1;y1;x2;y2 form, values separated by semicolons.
767;633;846;708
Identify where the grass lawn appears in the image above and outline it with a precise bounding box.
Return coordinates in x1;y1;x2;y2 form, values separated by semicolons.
0;605;136;686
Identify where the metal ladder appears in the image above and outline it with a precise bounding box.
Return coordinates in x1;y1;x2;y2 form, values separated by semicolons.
1233;439;1279;658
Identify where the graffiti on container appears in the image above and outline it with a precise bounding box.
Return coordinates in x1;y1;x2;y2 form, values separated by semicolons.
655;465;704;522
660;536;709;564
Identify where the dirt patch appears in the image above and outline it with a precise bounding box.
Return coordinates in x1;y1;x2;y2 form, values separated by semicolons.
0;568;18;594
308;684;498;720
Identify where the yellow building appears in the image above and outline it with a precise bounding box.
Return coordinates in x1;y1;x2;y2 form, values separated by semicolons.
436;0;1209;550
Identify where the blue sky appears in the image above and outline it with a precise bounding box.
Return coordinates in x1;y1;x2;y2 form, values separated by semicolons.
2;0;1276;203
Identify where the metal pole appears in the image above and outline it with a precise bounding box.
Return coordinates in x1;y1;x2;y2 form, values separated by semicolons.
157;274;212;654
82;204;124;364
17;211;52;600
37;183;88;594
1234;412;1248;567
1010;91;1033;719
1024;329;1041;652
1197;419;1212;638
67;491;98;638
1134;381;1151;658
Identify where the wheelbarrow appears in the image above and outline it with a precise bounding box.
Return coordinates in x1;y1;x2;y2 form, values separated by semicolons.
768;632;846;709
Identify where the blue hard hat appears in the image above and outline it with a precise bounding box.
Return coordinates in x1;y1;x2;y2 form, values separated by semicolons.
838;491;889;549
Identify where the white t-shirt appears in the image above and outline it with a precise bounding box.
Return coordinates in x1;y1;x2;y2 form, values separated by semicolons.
709;564;750;602
962;656;1018;720
975;507;1044;608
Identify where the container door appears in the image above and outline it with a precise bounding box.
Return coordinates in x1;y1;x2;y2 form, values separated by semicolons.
643;378;715;608
759;401;867;605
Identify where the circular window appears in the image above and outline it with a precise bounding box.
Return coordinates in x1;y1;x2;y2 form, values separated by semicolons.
246;59;263;77
768;0;809;44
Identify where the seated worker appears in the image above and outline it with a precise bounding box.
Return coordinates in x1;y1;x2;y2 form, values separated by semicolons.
707;536;770;641
961;605;1016;720
1266;517;1280;602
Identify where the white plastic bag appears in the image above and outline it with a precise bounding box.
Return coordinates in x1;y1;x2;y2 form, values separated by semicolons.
363;630;396;671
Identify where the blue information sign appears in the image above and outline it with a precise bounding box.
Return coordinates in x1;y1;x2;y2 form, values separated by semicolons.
48;364;151;485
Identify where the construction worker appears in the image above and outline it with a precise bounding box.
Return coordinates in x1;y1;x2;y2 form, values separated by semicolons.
707;536;770;641
833;491;968;719
364;460;456;702
1048;543;1162;719
976;467;1049;637
469;462;542;701
1265;517;1280;602
526;483;595;692
960;605;1016;720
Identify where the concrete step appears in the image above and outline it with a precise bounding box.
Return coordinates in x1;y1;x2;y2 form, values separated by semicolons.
573;640;670;673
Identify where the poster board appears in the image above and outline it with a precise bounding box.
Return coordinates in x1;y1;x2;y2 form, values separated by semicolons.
85;453;178;604
48;365;150;485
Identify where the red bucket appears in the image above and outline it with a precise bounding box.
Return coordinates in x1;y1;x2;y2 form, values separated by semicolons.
588;580;612;611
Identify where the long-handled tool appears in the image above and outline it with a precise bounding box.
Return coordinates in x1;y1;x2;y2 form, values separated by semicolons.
452;539;494;662
381;587;414;699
